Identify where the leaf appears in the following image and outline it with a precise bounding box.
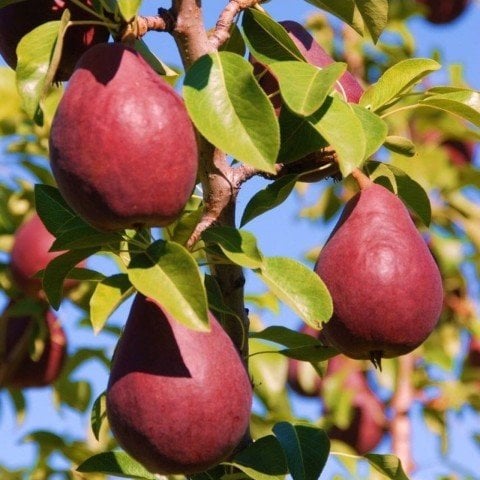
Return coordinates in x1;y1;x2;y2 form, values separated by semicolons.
420;90;480;127
241;175;298;227
269;62;347;117
255;257;332;328
43;248;99;309
51;224;121;251
364;454;410;480
90;392;107;441
34;184;78;236
127;240;209;331
16;12;69;124
183;51;279;173
204;274;241;320
242;8;305;65
134;40;179;79
77;451;157;479
229;435;288;479
368;162;431;226
272;423;330;480
360;59;441;112
355;0;389;42
383;136;416;157
90;274;134;333
117;0;141;21
0;0;29;6
309;96;366;176
305;0;364;37
202;226;264;269
250;326;321;348
351;104;388;159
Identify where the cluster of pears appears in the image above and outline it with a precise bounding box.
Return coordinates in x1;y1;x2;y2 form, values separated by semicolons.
288;326;386;455
47;39;252;474
0;0;109;81
1;213;70;389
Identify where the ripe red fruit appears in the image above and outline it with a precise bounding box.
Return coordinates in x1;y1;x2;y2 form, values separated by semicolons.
323;356;386;454
416;0;469;24
315;171;443;365
106;295;252;474
0;302;67;388
0;0;110;82
10;213;83;298
49;43;198;232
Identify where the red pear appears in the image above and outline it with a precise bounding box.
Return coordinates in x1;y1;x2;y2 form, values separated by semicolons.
49;42;198;232
0;302;67;388
106;295;252;474
10;213;83;298
0;0;110;82
323;356;385;454
315;171;443;365
416;0;469;24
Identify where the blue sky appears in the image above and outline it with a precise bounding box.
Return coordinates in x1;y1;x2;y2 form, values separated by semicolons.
1;1;480;479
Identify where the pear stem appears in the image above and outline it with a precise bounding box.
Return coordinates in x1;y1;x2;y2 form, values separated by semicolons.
351;167;373;190
391;353;416;474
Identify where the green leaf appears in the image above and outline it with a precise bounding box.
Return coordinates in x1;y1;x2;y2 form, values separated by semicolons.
229;435;288;479
241;175;298;227
51;224;121;251
420;90;480;127
309;96;366;176
204;274;241;320
34;184;78;236
127;240;209;331
77;451;157;479
134;40;179;79
383;136;416;157
250;326;321;348
269;62;347;117
355;0;389;42
16;12;69;124
117;0;141;21
219;24;246;57
351;104;388;159
43;248;99;309
273;423;330;480
90;392;107;441
305;0;364;37
183;51;279;173
242;8;305;65
202;226;264;269
90;274;134;334
255;257;332;328
360;59;441;112
364;454;410;480
368;162;431;226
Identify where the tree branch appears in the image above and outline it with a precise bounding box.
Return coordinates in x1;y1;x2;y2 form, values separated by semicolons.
136;9;176;36
391;353;416;474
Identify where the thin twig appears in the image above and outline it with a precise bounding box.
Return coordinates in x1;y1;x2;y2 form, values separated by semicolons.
136;8;176;36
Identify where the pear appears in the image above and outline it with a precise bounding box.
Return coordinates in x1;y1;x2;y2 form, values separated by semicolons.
416;0;469;24
106;294;252;474
0;0;110;82
10;213;84;298
323;356;385;454
315;170;443;365
0;301;67;388
49;42;198;232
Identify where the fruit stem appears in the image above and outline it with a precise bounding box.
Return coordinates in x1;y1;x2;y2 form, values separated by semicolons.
351;168;373;190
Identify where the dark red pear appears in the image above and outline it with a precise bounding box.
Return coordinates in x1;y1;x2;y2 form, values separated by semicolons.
49;42;198;232
10;213;84;298
106;294;252;474
315;170;443;365
416;0;469;24
0;302;67;388
323;356;385;454
0;0;110;82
